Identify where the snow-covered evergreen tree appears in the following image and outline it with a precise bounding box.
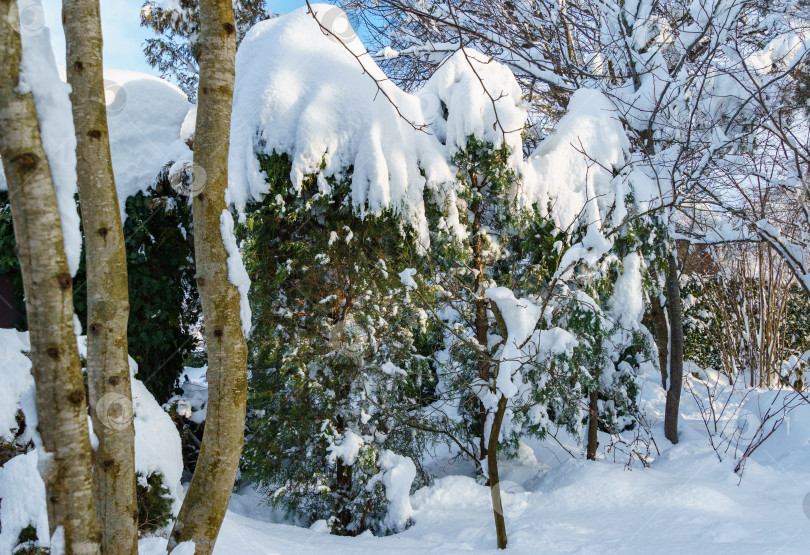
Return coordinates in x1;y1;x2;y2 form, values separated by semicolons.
239;152;433;535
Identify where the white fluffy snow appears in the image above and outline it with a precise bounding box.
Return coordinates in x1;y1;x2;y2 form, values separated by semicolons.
16;17;82;276
398;268;418;290
0;332;184;550
486;287;543;400
131;366;185;514
229;4;449;245
523;88;629;234
327;429;365;466
228;5;526;248
129;368;810;554
608;251;644;327
220;210;252;337
0;330;34;442
419;48;526;173
0;451;48;553
372;450;416;532
102;69;192;218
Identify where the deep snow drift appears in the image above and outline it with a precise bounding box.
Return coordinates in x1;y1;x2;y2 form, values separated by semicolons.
137;367;810;554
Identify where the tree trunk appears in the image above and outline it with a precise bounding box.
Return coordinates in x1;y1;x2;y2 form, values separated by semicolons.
664;253;683;444
487;395;508;550
644;294;669;388
586;389;599;460
335;414;353;532
63;1;138;552
0;2;100;551
471;196;489;461
167;1;247;553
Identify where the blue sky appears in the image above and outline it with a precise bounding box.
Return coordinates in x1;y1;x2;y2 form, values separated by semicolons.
41;0;308;75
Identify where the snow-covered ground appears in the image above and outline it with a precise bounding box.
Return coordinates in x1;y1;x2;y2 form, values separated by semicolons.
140;370;810;554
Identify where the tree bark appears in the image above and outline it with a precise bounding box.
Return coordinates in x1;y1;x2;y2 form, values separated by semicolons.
471;196;489;461
664;253;683;444
62;1;138;552
0;2;100;552
487;395;508;550
644;294;669;389
167;1;247;553
586;389;599;460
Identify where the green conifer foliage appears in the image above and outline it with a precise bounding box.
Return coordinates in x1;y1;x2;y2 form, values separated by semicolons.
239;152;435;535
419;137;658;461
0;176;201;403
123;171;201;403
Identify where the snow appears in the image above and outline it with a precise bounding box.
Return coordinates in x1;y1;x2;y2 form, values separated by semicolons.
485;287;543;399
131;363;185;514
4;46;190;238
0;332;184;551
398;268;418;290
130;369;810;554
0;330;34;442
327;429;365;466
229;4;452;246
371;450;416;532
0;451;48;554
229;5;525;248
419;48;526;173
102;69;192;218
49;526;65;555
75;340;184;513
220;210;252;336
608;252;644;327
4;331;810;555
138;537;195;555
16;16;82;276
523;89;629;233
168;367;209;424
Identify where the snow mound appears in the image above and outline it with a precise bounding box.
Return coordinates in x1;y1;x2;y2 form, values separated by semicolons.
371;450;416;532
15;18;81;276
130;361;185;514
523;89;629;233
327;429;365;466
229;4;450;244
0;330;34;442
229;5;526;247
419;48;525;173
0;451;48;554
0;334;184;551
75;339;184;512
103;69;192;218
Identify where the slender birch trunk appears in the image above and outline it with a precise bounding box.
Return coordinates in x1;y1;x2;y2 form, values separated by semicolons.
167;1;247;552
0;1;100;551
62;1;138;552
664;253;684;444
